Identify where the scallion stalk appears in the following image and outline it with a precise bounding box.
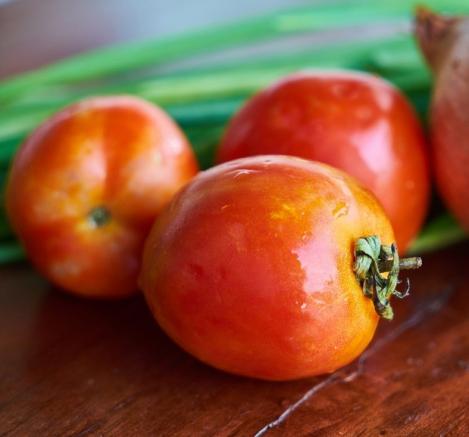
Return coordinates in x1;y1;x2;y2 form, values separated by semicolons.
0;241;24;264
2;0;468;102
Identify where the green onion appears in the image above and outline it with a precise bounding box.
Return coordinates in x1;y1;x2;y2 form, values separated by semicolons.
0;241;24;264
1;34;412;114
2;0;468;102
0;4;407;101
408;214;467;255
186;125;225;169
0;36;426;148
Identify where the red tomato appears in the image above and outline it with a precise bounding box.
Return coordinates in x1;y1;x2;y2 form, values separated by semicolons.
140;156;395;380
217;71;430;252
7;96;198;298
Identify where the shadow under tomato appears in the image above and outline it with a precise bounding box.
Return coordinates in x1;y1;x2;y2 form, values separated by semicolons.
19;284;318;431
23;287;190;380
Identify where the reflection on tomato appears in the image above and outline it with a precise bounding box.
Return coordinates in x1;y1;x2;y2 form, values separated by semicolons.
141;156;394;380
217;71;430;251
7;96;198;298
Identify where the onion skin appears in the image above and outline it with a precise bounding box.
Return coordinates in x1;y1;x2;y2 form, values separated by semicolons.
415;8;469;232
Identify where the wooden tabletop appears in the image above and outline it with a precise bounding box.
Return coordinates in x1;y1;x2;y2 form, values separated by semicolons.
0;242;468;436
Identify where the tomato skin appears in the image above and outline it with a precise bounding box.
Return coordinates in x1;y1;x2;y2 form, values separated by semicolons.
7;96;198;298
217;71;430;251
141;155;394;380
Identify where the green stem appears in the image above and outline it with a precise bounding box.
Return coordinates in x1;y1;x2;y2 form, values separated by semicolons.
0;241;24;264
408;213;467;255
0;34;426;147
354;235;422;320
1;34;413;116
0;215;13;240
2;0;468;102
378;256;422;272
0;65;430;147
0;5;410;101
186;125;225;169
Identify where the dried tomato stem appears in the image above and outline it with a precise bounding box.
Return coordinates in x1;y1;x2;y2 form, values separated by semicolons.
378;256;422;272
353;236;422;320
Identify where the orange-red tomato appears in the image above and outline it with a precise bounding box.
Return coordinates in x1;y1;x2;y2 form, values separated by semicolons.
7;96;198;298
217;71;430;252
140;156;394;380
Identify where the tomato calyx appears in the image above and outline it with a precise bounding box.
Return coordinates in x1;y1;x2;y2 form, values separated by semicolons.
88;206;111;228
354;236;422;320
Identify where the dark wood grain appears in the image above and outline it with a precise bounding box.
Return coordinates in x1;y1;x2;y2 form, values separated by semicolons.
0;244;468;436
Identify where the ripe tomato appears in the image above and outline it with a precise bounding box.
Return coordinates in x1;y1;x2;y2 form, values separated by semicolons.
7;96;198;298
217;71;430;252
140;156;395;380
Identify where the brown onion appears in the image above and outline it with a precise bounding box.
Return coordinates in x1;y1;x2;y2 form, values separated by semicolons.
415;7;469;232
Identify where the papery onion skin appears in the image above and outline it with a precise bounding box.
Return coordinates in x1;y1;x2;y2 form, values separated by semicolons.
415;8;469;232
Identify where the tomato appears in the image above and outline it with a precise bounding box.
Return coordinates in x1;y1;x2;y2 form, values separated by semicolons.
7;96;198;298
217;71;430;252
140;155;395;380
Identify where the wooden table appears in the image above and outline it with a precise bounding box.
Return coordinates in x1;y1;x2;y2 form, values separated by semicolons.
1;243;468;436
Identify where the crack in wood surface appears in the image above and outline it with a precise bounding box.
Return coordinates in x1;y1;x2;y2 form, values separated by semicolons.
253;287;454;437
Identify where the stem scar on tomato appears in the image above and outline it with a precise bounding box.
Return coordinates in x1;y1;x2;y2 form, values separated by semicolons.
354;236;422;320
88;206;111;228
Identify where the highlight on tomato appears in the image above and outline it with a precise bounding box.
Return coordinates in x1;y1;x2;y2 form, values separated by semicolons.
217;70;430;252
7;95;199;298
140;155;420;381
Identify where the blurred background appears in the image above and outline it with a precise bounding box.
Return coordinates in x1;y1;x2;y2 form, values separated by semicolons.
1;0;307;78
0;0;403;79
